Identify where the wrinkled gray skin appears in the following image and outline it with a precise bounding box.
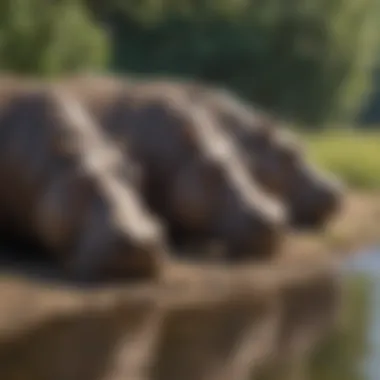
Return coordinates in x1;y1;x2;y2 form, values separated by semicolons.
178;81;344;229
60;76;287;260
0;80;165;280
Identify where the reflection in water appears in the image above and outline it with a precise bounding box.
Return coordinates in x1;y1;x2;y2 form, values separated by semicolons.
343;247;380;380
308;247;380;380
353;248;380;380
256;247;380;380
309;273;370;380
367;275;380;380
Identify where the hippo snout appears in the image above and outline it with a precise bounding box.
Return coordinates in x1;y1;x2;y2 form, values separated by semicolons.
291;177;344;229
214;199;286;261
227;214;285;261
69;225;166;282
104;230;166;280
319;181;343;219
117;236;166;279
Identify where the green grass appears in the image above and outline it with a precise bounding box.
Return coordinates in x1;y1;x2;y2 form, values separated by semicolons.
302;130;380;190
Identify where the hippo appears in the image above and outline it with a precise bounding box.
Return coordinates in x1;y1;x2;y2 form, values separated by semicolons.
0;80;166;280
187;88;344;229
145;79;344;230
59;76;287;260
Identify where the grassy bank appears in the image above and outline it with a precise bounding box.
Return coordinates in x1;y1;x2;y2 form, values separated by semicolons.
304;130;380;190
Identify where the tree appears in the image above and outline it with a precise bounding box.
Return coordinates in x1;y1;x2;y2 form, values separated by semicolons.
0;0;110;76
102;0;380;127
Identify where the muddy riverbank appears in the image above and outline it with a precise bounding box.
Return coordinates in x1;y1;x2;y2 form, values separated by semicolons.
0;192;378;380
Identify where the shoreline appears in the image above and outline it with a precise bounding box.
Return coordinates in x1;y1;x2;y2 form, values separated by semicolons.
279;191;380;265
0;193;374;380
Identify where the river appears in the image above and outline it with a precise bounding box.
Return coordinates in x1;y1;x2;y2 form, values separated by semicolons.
343;247;380;380
307;246;380;380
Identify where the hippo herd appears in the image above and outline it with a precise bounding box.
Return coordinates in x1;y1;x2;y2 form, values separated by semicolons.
0;75;344;281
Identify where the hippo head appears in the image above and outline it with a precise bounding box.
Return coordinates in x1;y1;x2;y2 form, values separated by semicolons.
245;122;344;230
185;85;344;231
167;105;287;260
45;91;167;282
107;88;287;261
67;177;167;282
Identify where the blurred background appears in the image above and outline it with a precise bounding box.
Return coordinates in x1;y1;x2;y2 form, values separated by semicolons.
1;0;380;128
0;1;380;379
1;0;379;187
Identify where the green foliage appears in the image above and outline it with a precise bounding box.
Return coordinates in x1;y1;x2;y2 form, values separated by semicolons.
106;0;380;127
0;0;109;76
360;68;380;125
1;0;379;126
304;131;380;189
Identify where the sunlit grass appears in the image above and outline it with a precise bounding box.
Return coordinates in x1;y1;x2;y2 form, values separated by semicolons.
303;130;380;190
